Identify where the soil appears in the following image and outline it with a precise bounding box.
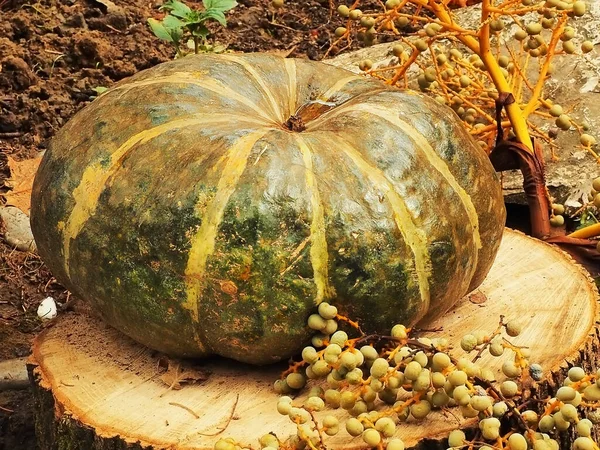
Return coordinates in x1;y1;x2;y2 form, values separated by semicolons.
0;0;356;448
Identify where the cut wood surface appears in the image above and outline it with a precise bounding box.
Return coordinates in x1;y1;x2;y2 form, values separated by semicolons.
29;229;600;450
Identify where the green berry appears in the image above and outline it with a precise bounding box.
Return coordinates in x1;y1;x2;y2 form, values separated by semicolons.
582;41;594;53
260;433;279;449
508;433;528;450
271;0;284;8
493;401;508;417
550;215;565;227
335;27;348;38
549;104;563;117
448;370;468;386
502;360;521;378
572;1;586;16
506;321;522;337
360;345;378;361
214;439;237;450
448;429;465;447
573;438;595;450
302;346;318;364
460;334;478;351
391;324;408;339
414;39;428;52
568;366;586;382
470;395;492;411
337;5;350;17
404;361;423;381
349;9;362;20
358;59;373;71
556;114;571;131
274;379;292;394
538;415;555;432
370;358;389;378
526;22;542;35
286;372;306;390
318;302;337;320
479;417;501;440
307;314;326;331
581;134;597;147
410;399;431;419
362;429;381;446
515;29;528;40
576;420;592;437
562;41;576;54
501;380;518;397
386;439;405;450
312;360;330;377
375;417;396;437
432;352;451;370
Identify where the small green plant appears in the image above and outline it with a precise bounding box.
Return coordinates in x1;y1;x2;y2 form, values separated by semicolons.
148;0;237;57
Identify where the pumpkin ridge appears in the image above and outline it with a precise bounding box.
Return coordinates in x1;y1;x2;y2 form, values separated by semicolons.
350;103;481;251
303;87;389;131
283;59;297;119
317;75;363;103
109;73;275;124
294;135;335;305
61;114;259;278
184;129;271;325
334;135;432;320
218;54;284;123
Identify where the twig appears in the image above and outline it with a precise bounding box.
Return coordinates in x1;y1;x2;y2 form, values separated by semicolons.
0;405;14;413
198;394;239;436
169;402;200;419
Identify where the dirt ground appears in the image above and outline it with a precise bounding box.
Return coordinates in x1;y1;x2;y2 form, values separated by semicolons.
0;0;355;447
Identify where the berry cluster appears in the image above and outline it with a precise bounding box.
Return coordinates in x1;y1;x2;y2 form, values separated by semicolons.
215;305;600;450
328;0;597;160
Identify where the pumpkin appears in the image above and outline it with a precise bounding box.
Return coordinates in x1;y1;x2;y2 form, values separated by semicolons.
31;53;505;365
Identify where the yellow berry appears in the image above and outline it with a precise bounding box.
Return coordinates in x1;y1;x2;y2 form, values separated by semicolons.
556;114;571;130
581;134;596;147
335;27;347;37
550;215;565;227
582;41;594;53
573;0;586;16
526;22;542;35
549;104;563;117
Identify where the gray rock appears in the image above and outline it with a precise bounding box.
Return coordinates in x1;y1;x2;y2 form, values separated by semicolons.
0;206;36;252
327;1;600;205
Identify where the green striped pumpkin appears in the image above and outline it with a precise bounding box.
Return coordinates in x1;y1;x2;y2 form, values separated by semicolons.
31;53;505;364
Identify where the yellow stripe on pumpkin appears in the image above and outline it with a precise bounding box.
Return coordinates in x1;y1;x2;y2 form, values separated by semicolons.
335;136;432;320
345;103;481;253
284;59;297;119
318;76;362;102
218;54;284;123
111;73;275;123
295;136;335;305
183;129;270;322
61;115;265;277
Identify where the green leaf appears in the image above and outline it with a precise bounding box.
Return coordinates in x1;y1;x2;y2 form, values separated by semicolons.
202;0;237;12
161;0;192;18
200;9;227;25
148;18;174;42
163;14;184;31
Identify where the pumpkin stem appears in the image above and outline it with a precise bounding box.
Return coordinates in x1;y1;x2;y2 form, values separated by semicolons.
284;115;306;132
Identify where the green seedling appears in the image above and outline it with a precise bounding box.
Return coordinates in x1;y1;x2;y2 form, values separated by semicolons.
148;0;237;57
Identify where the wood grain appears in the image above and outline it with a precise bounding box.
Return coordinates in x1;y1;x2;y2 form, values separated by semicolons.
29;229;599;450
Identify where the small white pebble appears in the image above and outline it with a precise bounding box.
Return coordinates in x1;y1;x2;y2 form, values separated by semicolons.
37;296;57;320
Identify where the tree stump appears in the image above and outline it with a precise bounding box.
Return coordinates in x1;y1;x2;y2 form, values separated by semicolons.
28;229;599;450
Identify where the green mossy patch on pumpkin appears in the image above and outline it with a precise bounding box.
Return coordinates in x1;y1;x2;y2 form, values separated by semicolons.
199;190;317;364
